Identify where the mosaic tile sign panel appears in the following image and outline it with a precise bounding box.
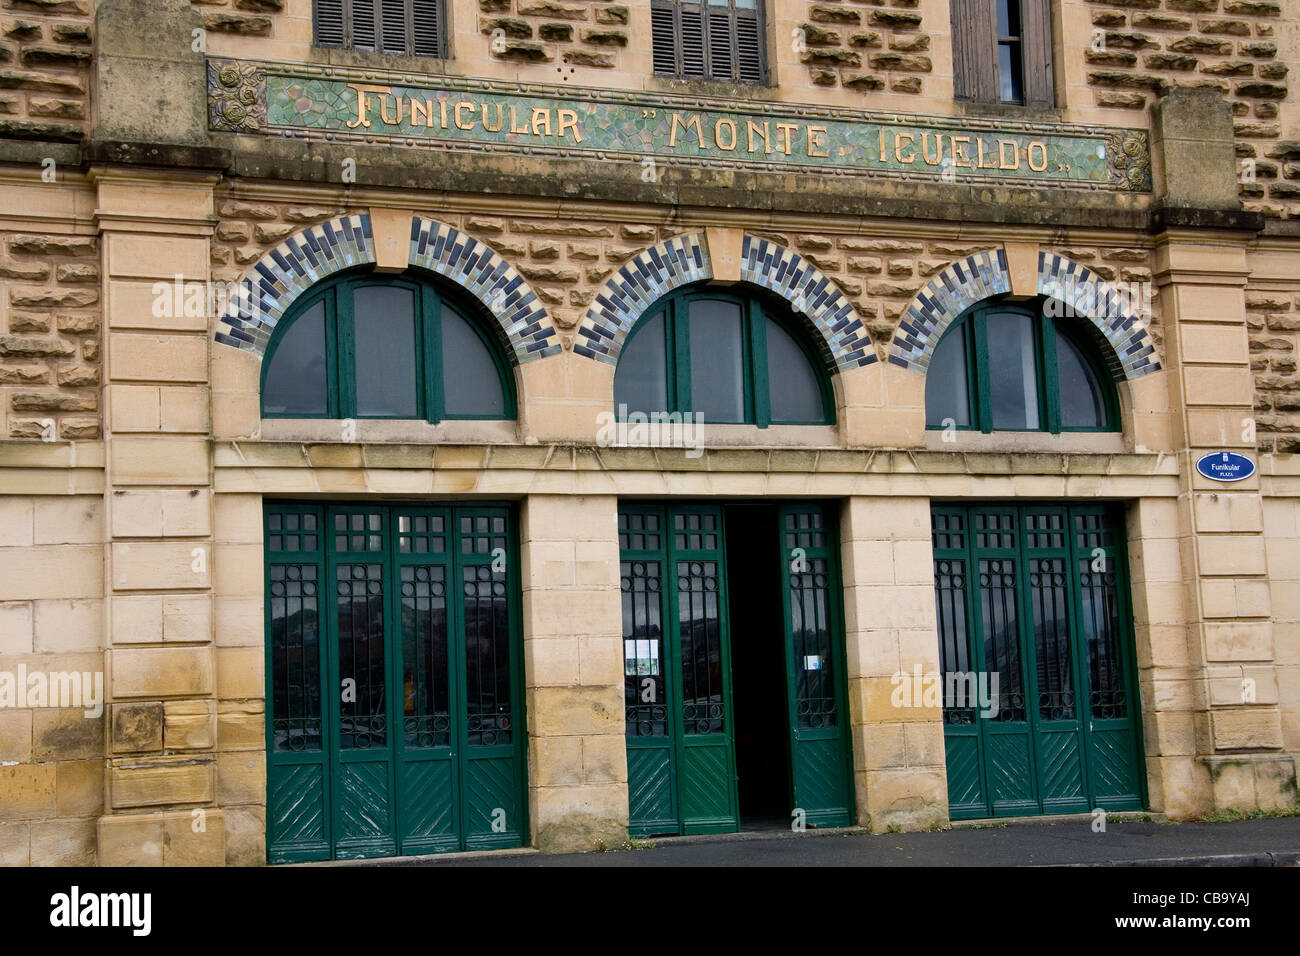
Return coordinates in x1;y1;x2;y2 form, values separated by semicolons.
207;59;1153;192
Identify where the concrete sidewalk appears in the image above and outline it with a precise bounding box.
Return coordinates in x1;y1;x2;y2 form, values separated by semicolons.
359;816;1300;867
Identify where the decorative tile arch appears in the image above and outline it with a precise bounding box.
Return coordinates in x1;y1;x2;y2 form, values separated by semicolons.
408;217;558;363
887;249;1160;381
214;212;376;357
739;235;875;372
213;214;559;364
576;232;876;373
575;232;713;364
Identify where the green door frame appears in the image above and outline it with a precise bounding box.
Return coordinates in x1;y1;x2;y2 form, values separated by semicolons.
264;500;528;863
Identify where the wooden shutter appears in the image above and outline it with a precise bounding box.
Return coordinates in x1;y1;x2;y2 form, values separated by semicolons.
651;0;765;84
1021;0;1055;108
315;0;346;47
706;8;734;80
679;3;707;78
950;0;997;102
735;9;763;84
412;0;442;56
651;2;678;75
350;0;377;51
379;0;410;54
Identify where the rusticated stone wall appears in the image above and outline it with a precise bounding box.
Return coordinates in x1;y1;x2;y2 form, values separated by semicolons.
0;0;94;142
1082;0;1296;217
1248;284;1299;454
481;0;630;69
0;230;100;439
798;0;930;94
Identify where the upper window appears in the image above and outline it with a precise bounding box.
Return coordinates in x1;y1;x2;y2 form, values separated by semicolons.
614;288;833;426
924;300;1118;434
314;0;446;57
951;0;1054;107
651;0;766;85
261;271;514;422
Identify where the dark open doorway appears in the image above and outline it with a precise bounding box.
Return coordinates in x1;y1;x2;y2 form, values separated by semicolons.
724;504;794;830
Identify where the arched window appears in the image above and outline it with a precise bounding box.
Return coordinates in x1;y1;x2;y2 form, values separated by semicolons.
613;287;834;426
925;298;1118;434
261;271;514;421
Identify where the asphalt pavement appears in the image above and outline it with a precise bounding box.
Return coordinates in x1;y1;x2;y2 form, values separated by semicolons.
354;815;1300;867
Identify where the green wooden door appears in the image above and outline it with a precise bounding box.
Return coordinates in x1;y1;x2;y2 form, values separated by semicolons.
266;502;526;863
777;504;853;827
622;502;853;835
621;504;739;836
671;506;738;833
932;503;1144;820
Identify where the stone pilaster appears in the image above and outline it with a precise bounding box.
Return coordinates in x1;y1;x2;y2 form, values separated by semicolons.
519;494;628;850
94;168;229;864
1154;233;1297;813
841;495;948;833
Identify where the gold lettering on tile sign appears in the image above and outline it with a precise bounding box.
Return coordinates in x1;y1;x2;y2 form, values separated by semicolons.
880;128;1047;171
346;83;584;142
344;83;1055;172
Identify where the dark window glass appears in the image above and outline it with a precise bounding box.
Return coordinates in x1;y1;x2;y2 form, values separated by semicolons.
263;299;329;416
924;301;1119;435
463;562;512;745
270;562;322;752
1056;329;1106;429
353;285;418;417
689;298;745;423
765;316;823;423
263;274;512;423
979;556;1025;723
614;310;669;416
925;321;972;428
677;558;724;734
614;289;831;427
996;0;1023;103
337;560;387;749
986;310;1041;430
442;303;506;417
401;562;450;749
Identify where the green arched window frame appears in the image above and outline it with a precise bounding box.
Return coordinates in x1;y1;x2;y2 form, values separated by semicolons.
259;269;517;422
924;297;1120;434
614;286;836;427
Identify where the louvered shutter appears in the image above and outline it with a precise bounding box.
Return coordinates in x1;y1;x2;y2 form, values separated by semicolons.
650;0;765;84
651;2;678;75
679;3;707;78
706;9;733;80
735;10;763;84
412;0;442;56
379;0;410;54
350;0;377;51
315;0;346;48
1021;0;1055;108
950;0;997;102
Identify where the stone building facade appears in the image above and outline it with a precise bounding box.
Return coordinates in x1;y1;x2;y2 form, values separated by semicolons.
0;0;1297;865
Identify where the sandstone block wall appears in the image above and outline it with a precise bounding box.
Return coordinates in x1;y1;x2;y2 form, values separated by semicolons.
0;227;100;440
0;0;94;143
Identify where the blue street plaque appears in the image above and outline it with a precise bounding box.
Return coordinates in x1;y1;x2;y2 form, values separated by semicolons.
1195;451;1256;483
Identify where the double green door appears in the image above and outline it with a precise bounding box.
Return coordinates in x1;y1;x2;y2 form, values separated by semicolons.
620;502;854;836
932;503;1145;819
264;502;526;862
